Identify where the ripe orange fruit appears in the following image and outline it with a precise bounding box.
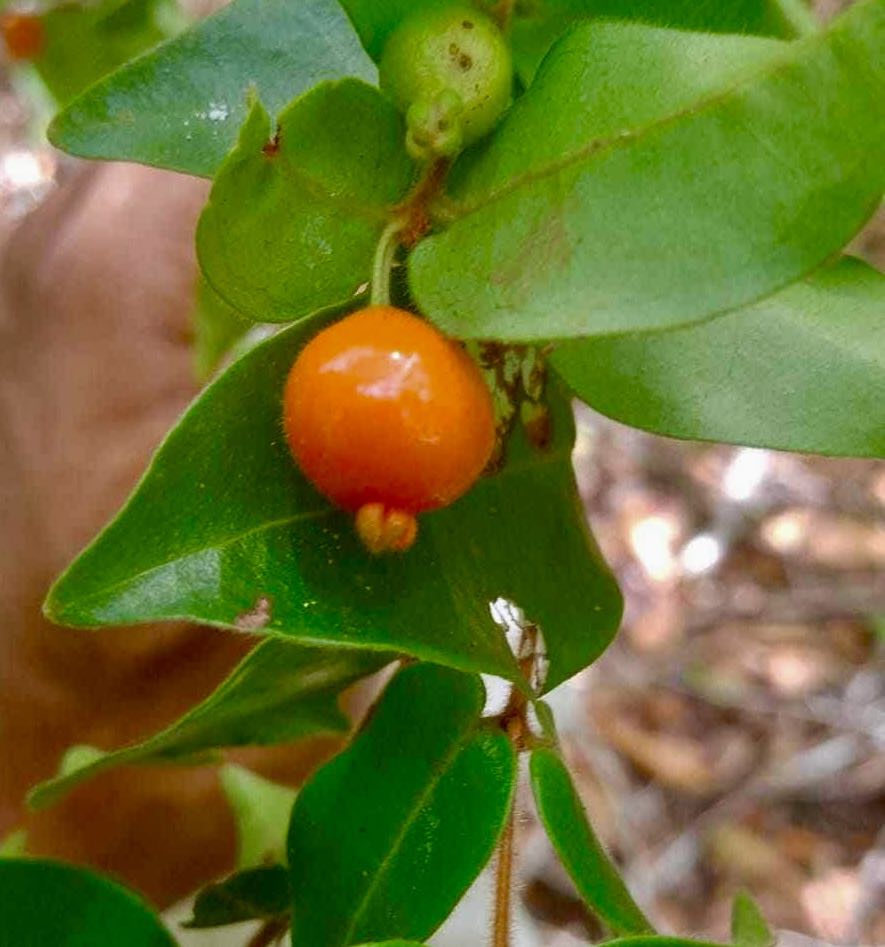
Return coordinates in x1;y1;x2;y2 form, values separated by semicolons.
283;306;495;553
1;13;44;61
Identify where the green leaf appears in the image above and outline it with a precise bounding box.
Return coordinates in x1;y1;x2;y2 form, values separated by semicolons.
353;943;429;947
731;891;776;947
338;0;451;61
530;747;653;936
0;858;176;946
553;258;885;458
44;315;621;693
34;0;175;106
183;865;290;929
197;82;414;324
532;698;559;744
0;829;27;858
220;764;296;869
28;639;381;810
288;664;516;947
510;0;813;83
593;940;730;947
48;0;377;177
411;4;885;341
193;276;250;380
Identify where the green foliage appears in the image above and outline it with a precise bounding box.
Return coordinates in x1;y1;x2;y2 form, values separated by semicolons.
28;639;380;809
337;0;451;61
0;829;27;858
35;0;176;105
731;891;776;947
183;865;290;929
48;0;376;176
411;4;885;340
553;258;885;458
596;940;731;947
44;317;621;693
288;664;516;947
197;82;414;323
509;0;815;82
0;859;175;946
530;748;653;935
22;0;885;941
220;764;297;869
193;276;249;379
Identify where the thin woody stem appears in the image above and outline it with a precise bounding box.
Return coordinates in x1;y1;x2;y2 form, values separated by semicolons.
245;917;288;947
491;619;537;947
493;781;517;947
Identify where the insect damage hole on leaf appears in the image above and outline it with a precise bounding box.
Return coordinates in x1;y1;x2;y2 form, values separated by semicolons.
235;595;272;631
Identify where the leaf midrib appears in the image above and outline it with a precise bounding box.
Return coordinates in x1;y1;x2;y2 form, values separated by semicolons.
52;448;570;618
440;13;879;223
339;721;480;946
51;507;330;616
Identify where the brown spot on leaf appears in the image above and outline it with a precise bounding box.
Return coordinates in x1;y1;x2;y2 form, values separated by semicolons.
262;130;280;157
235;595;272;631
492;209;572;295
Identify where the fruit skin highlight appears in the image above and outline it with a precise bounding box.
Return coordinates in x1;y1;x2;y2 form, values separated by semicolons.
380;3;513;159
283;306;496;553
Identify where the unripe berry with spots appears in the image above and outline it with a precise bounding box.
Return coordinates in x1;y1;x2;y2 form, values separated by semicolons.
380;4;513;157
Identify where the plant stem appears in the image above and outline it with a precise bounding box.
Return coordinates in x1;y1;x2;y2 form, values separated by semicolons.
245;917;288;947
493;789;516;947
491;620;537;947
489;0;516;31
370;220;404;307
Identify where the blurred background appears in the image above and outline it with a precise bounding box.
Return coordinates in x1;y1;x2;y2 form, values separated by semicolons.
0;1;882;945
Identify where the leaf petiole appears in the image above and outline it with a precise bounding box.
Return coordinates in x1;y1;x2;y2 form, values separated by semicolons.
370;219;406;307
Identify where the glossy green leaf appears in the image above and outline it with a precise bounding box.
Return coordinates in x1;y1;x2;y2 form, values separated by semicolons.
0;858;176;946
288;664;516;947
0;829;27;858
510;0;814;83
183;865;290;929
44;314;621;693
28;639;381;809
220;764;297;869
338;0;451;61
532;698;559;744
553;258;885;458
597;940;729;947
193;276;250;380
353;943;428;946
530;748;653;936
731;891;775;947
411;4;885;341
48;0;377;177
197;82;413;324
34;0;175;105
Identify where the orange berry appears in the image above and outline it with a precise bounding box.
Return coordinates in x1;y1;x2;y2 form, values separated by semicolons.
283;306;495;550
1;13;44;62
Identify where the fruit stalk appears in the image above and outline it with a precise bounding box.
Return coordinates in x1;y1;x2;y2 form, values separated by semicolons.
370;220;405;307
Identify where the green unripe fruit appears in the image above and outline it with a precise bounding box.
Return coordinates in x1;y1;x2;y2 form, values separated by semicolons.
380;4;513;154
406;89;465;161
